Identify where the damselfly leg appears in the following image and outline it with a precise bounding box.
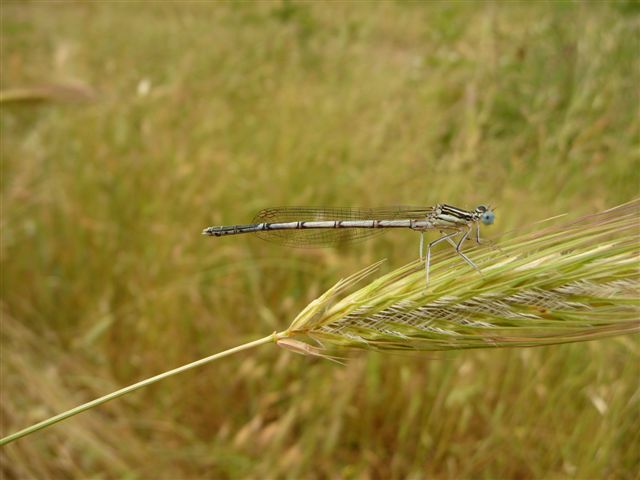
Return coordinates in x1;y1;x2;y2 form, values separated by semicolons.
445;227;481;273
475;222;504;255
422;227;484;288
425;231;460;287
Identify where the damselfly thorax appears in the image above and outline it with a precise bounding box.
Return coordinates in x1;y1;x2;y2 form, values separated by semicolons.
203;204;496;286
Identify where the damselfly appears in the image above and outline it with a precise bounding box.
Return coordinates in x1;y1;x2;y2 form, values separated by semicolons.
202;204;496;286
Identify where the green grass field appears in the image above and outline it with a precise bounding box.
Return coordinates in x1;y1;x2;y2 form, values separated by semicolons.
2;2;639;478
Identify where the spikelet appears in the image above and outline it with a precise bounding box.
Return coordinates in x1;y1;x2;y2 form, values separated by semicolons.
279;200;640;353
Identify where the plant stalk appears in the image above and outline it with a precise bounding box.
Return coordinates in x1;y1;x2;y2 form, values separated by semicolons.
0;333;281;446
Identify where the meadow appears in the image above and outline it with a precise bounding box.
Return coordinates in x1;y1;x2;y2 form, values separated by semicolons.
1;2;639;478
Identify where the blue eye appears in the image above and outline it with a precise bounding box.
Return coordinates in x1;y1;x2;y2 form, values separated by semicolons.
481;211;495;225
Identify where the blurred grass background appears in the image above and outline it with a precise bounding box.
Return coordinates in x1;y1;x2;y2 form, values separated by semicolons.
1;1;639;478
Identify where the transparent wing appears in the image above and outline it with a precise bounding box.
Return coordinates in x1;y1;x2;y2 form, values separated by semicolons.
252;206;432;247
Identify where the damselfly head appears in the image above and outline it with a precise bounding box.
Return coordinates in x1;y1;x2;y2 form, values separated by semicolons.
475;205;495;225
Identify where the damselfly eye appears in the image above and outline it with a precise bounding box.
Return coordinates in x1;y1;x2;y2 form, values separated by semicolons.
475;205;488;213
481;211;495;226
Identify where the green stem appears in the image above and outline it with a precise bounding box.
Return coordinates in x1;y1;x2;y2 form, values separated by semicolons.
1;333;280;446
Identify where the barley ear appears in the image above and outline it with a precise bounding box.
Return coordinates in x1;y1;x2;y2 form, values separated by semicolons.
280;200;640;354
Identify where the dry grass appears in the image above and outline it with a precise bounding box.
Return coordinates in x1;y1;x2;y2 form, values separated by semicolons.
2;2;639;478
3;200;638;449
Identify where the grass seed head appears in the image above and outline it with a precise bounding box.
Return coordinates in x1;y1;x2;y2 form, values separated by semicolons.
283;200;640;354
